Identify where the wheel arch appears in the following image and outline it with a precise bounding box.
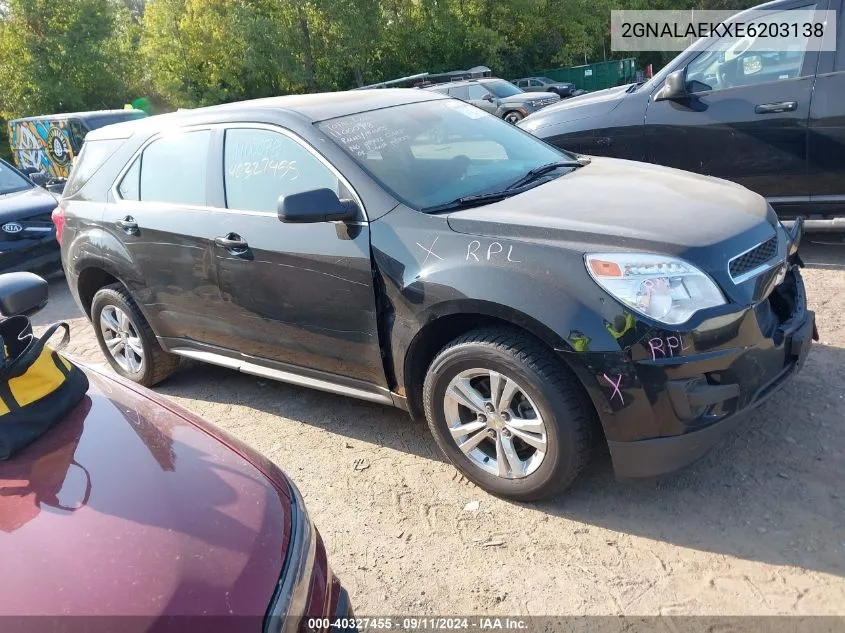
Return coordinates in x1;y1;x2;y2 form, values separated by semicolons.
399;300;576;420
75;265;158;340
76;266;121;318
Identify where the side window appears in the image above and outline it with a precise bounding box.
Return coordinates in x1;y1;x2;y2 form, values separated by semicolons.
448;86;469;100
117;157;140;201
686;5;817;92
529;79;543;87
224;128;338;213
516;80;527;88
139;130;211;205
467;84;489;100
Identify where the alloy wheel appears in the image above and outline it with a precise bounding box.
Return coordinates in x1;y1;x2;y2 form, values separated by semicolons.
443;368;547;479
100;305;144;374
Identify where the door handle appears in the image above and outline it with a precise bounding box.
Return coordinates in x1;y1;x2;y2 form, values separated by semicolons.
116;216;138;233
214;233;249;251
754;101;797;114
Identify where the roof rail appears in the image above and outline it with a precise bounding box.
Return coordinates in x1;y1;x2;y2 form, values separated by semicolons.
355;73;430;90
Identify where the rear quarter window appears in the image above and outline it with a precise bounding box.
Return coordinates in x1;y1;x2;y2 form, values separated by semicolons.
63;139;124;198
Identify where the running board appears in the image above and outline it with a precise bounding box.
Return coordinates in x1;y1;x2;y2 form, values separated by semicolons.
170;347;394;405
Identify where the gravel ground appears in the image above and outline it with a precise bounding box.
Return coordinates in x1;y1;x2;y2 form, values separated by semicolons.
32;237;845;616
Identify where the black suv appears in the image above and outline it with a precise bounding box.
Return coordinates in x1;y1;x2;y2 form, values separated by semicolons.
57;89;814;500
520;0;845;227
424;78;559;123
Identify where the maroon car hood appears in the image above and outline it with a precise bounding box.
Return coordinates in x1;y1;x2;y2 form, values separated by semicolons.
0;363;290;617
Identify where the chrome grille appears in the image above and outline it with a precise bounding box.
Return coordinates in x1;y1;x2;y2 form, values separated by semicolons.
729;236;777;281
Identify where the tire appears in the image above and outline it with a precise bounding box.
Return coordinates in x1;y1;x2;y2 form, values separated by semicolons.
91;283;179;387
423;328;594;501
503;111;524;124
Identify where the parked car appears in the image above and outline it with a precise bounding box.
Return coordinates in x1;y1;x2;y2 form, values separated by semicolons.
7;109;148;194
56;88;814;500
0;159;60;275
0;272;352;627
424;78;559;123
519;0;845;228
513;77;578;98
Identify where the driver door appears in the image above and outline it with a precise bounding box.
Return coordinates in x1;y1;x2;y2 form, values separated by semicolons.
643;0;825;199
467;84;498;114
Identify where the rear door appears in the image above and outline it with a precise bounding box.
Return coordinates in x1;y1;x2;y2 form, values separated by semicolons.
103;128;225;343
210;125;385;386
644;0;826;199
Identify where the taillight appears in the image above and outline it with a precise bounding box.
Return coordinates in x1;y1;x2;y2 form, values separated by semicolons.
51;204;65;245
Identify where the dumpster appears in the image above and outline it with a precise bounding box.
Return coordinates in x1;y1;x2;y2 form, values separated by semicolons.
535;58;638;92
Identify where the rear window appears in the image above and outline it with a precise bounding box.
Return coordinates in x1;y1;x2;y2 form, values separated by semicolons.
63;139;124;198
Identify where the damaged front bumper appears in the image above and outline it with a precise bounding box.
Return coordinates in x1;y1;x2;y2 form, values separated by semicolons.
564;235;816;479
608;300;814;478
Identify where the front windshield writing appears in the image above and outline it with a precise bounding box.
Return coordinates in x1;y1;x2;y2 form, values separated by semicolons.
319;99;571;211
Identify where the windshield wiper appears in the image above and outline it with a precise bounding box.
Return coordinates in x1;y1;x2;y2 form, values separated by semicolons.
422;161;583;213
505;160;581;191
422;190;518;214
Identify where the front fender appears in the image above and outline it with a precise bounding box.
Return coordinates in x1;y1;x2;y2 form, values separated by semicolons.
370;207;631;391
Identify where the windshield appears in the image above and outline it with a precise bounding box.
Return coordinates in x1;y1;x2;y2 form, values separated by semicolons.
319;99;574;211
0;161;33;195
483;80;523;98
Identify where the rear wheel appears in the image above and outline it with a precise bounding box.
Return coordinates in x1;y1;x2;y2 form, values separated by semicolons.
91;284;179;386
503;111;524;124
423;328;594;501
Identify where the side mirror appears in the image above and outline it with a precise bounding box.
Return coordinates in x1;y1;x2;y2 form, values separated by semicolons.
28;172;50;187
45;178;67;195
0;272;48;317
482;93;495;102
278;188;358;224
654;69;687;102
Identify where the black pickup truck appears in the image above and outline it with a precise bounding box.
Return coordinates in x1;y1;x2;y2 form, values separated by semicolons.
521;0;845;229
56;89;814;500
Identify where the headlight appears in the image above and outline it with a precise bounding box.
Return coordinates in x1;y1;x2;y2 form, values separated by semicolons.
526;100;539;107
265;480;316;633
585;253;725;325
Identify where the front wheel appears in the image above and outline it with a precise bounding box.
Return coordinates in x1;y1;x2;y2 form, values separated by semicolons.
423;328;594;501
503;111;524;124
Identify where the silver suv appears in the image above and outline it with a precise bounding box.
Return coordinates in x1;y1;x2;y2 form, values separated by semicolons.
424;78;559;123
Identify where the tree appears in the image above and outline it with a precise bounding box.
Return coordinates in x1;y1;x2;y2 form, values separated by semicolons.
0;0;138;119
140;0;302;107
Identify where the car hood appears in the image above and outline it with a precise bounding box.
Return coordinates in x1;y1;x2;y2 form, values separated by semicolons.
500;92;559;104
0;362;291;617
518;84;634;131
0;186;57;224
446;157;772;253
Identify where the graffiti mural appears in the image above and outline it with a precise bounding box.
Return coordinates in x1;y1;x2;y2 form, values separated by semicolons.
7;118;86;179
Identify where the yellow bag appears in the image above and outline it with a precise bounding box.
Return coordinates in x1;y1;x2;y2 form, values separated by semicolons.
0;316;88;460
